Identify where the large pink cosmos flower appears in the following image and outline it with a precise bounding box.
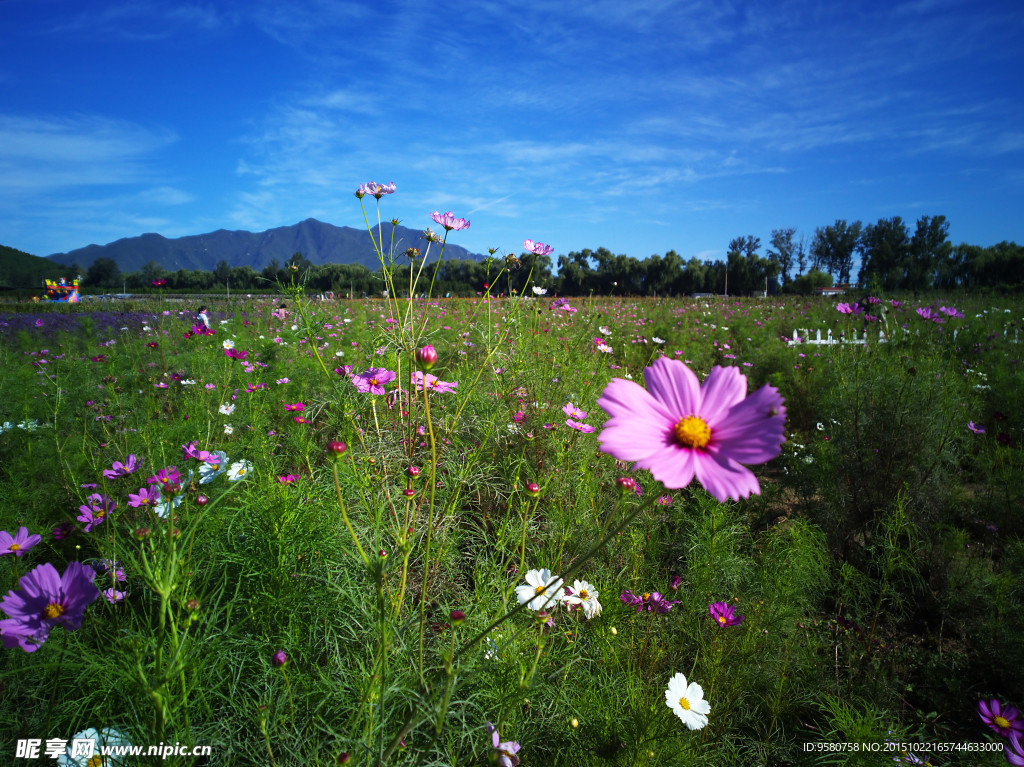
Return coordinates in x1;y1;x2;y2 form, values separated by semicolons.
351;367;396;395
430;211;470;231
597;358;786;502
523;240;554;256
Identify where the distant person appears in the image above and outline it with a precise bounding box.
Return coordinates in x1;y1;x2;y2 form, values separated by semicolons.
197;306;211;329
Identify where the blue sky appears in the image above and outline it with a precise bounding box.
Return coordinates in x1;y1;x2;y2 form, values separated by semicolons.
1;0;1022;266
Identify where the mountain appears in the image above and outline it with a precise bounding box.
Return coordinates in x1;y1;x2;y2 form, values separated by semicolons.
45;219;486;273
0;243;75;289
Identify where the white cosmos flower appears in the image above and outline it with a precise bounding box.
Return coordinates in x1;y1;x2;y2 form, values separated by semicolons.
532;286;548;295
515;568;564;611
563;579;602;619
665;672;710;730
227;460;251;480
223;424;234;435
652;336;665;344
219;403;235;416
222;338;235;349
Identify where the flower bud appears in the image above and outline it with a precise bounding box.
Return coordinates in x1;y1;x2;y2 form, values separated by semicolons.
525;482;541;498
185;598;200;612
615;477;636;494
134;527;151;540
407;465;421;479
326;441;348;460
416;344;438;370
196;494;209;507
403;488;416;498
272;650;287;667
450;610;465;625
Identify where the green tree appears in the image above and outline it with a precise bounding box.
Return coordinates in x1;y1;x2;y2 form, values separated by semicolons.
908;215;951;290
766;228;798;286
85;257;121;289
859;217;909;290
810;220;862;283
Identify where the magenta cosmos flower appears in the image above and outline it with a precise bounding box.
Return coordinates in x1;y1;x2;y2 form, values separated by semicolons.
0;561;100;652
708;601;744;627
523;240;554;256
597;358;786;502
978;698;1024;739
430;211;470;231
77;494;115;532
352;367;396;395
102;454;138;479
0;527;42;557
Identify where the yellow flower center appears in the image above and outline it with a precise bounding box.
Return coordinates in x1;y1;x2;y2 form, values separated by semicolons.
579;590;589;599
678;696;691;711
996;715;1011;729
535;585;547;595
642;592;651;601
87;756;104;767
674;415;711;449
718;616;727;624
43;602;64;619
369;378;380;386
9;543;20;551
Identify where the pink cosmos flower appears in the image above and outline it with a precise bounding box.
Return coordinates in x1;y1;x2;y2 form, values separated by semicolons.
430;211;470;231
127;486;161;509
351;367;396;395
562;403;588;419
0;527;42;558
412;371;458;393
358;181;396;199
284;402;305;412
597;358;786;502
566;419;595;433
523;240;554;256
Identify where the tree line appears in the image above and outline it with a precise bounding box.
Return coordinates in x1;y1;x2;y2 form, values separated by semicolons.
75;214;1022;297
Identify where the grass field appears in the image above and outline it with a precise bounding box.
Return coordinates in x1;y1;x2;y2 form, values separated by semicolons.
1;277;1022;765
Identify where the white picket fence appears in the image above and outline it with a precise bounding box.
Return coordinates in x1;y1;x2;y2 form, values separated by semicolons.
788;326;1019;347
786;328;890;346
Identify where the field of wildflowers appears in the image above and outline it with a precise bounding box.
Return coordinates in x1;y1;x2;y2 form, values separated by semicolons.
1;190;1022;766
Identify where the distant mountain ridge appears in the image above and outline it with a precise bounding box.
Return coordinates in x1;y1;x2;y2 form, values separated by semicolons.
45;218;486;273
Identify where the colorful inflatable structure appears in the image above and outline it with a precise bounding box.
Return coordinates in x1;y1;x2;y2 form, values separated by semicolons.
44;278;80;303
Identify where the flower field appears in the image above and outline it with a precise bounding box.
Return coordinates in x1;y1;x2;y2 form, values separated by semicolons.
1;211;1023;766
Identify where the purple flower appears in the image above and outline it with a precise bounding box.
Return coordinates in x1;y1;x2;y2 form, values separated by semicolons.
968;421;986;434
272;650;288;667
565;419;595;433
351;367;396;395
836;302;862;315
562;403;588;419
708;601;744;627
1007;732;1024;767
523;240;554;256
620;590;678;614
127;485;161;508
0;562;100;652
597;359;786;503
430;211;470;232
0;527;42;557
52;522;75;540
978;698;1024;739
487;722;521;767
104;588;126;604
102;454;138;480
77;494;115;532
182;442;212;462
147;466;182;487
